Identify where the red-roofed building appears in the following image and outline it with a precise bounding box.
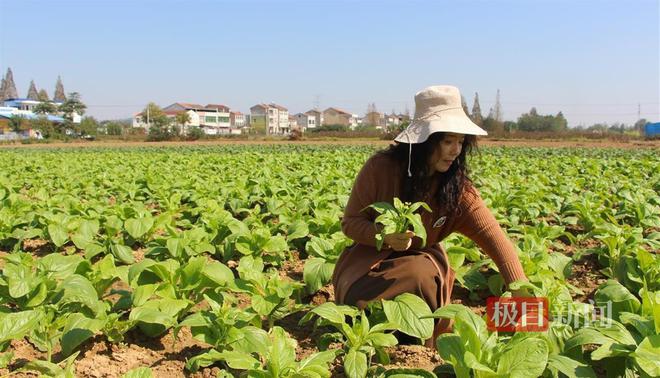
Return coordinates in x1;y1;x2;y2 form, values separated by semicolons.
323;107;353;127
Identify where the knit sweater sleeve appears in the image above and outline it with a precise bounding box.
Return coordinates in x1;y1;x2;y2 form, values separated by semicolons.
341;157;381;247
453;185;528;285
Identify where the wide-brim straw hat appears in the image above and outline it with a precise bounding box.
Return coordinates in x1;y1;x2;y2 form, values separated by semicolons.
394;85;487;144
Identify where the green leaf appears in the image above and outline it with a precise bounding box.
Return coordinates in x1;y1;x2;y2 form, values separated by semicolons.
216;350;261;370
619;312;655;338
548;252;573;279
435;334;469;378
185;349;225;372
344;349;367;378
0;310;42;343
61;313;105;356
48;223;69;247
58;274;104;315
202;261;234;286
111;243;135;264
366;332;398;347
269;326;297;374
497;337;549;378
382;368;438;377
565;328;614;351
263;235;288;253
594;280;641;322
407;213;427;247
546;354;596;378
232;326;269;356
38;253;85;280
632;335;660;377
303;257;334;295
590;342;633;361
0;352;13;369
125;217;154;239
382;293;434;340
122;367;153;378
303;302;359;325
21;359;64;376
287;219;309;240
297;349;338;375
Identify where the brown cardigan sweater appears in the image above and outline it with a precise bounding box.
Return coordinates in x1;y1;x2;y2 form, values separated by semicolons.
332;152;528;304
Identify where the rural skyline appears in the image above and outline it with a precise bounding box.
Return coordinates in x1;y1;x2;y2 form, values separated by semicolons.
1;0;658;127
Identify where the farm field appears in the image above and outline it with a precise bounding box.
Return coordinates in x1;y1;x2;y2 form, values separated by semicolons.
0;144;658;378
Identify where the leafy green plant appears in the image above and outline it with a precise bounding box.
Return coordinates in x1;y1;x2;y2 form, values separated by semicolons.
127;256;234;336
189;326;338;377
425;304;595;378
368;198;431;251
303;232;353;295
232;256;305;329
300;302;398;378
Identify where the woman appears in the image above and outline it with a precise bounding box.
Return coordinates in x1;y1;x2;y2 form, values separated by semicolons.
331;85;528;348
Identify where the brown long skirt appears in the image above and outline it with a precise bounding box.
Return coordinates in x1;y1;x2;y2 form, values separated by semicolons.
342;250;455;348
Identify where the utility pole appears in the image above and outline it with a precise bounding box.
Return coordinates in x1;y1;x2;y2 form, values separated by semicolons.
494;89;502;123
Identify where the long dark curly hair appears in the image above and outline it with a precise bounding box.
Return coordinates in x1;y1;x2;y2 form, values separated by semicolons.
378;132;477;216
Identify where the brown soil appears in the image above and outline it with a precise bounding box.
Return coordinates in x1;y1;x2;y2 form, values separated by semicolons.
567;253;608;302
22;239;55;256
385;344;442;371
3;328;220;378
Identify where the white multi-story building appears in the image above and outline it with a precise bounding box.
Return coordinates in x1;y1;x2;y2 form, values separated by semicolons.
134;102;241;135
230;111;246;128
250;103;289;135
295;112;316;131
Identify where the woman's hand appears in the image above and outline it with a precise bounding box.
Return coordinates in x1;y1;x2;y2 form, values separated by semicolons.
383;231;415;251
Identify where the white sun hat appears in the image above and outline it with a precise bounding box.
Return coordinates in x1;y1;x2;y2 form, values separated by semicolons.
394;85;487;177
394;85;487;145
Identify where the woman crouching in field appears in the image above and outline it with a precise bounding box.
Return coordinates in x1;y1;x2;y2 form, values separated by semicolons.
332;85;529;348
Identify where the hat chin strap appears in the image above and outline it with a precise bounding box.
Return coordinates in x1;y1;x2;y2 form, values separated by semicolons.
406;132;412;177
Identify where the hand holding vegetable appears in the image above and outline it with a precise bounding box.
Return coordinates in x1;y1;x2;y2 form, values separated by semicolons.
383;230;415;251
368;198;432;251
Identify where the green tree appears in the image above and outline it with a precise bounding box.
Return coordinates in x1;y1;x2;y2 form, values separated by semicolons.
141;103;173;141
551;111;568;132
32;116;56;138
482;113;504;135
517;107;542;131
175;111;191;134
58;92;87;135
105;121;124;136
33;101;58;115
80;116;99;136
518;108;568;133
187;126;205;140
634;118;648;134
9;115;28;133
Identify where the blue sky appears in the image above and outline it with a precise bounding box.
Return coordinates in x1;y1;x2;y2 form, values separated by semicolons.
1;0;658;126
